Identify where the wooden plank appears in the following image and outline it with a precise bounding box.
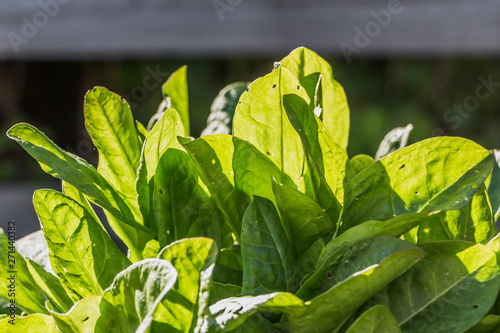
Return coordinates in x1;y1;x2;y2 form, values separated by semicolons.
0;0;499;60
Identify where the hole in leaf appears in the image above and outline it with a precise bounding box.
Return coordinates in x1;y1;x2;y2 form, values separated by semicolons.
326;271;333;279
457;149;460;153
415;191;419;195
159;188;164;195
83;317;89;322
399;164;405;170
473;305;479;309
296;85;300;90
211;159;216;165
266;151;273;157
272;84;277;89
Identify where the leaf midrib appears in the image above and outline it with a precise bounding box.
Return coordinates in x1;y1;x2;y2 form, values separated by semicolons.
92;98;137;179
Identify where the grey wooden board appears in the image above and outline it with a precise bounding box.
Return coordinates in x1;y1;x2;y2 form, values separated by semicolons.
0;0;499;60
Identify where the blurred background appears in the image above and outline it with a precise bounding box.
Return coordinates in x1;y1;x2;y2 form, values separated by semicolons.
1;0;499;237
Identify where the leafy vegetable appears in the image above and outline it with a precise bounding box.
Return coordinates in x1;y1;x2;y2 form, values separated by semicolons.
5;46;500;332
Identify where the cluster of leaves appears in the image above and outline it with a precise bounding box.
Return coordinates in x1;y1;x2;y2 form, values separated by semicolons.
3;47;500;332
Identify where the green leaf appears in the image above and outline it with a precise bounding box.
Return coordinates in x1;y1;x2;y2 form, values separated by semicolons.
340;137;494;233
281;46;350;149
415;185;498;244
330;213;435;249
297;238;326;279
162;66;190;136
374;124;413;160
26;258;74;313
153;149;223;247
209;283;242;305
96;258;178;333
350;154;374;176
282;93;346;225
0;314;57;332
370;241;500;332
84;87;142;222
201;82;249;136
6;123;154;260
345;305;400;333
283;93;353;203
62;181;101;227
204;292;304;332
180;134;243;237
241;197;299;296
0;229;48;314
272;180;334;257
296;236;425;302
232;137;291;206
154;237;218;332
136;108;185;227
34;189;130;301
232;65;310;196
47;296;101;333
486;149;500;220
466;314;500;333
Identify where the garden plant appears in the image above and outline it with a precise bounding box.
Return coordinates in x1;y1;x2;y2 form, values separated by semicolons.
2;47;500;332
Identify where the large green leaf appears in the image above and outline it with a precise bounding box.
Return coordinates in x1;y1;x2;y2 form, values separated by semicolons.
283;93;353;203
281;94;344;225
47;296;101;333
7;123;154;261
162;66;190;136
96;259;178;333
232;137;292;206
486;149;500;220
281;46;350;149
180;134;244;237
136;108;185;226
84;87;142;221
340;137;494;233
232;65;310;196
415;185;498;244
26;258;74;313
296;236;425;302
209;283;242;305
153;238;218;332
345;305;400;333
329;213;435;250
272;181;334;257
203;292;304;332
0;229;48;314
241;197;299;296
34;190;130;301
153;149;223;247
369;241;500;332
0;314;57;332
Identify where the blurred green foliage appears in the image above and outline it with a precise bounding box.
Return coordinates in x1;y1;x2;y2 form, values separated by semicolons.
1;57;499;182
